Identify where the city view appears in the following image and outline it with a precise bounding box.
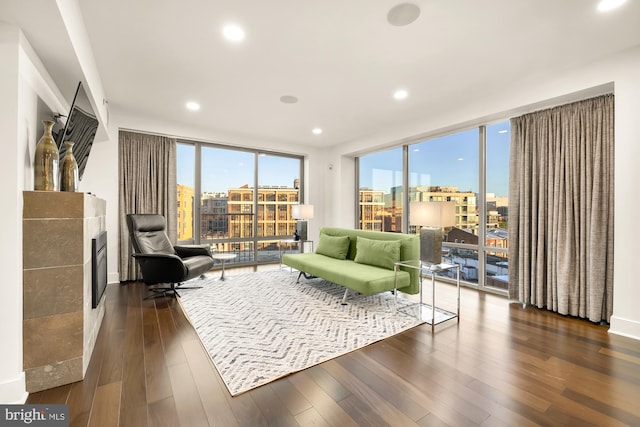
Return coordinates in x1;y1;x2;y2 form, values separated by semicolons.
176;121;510;289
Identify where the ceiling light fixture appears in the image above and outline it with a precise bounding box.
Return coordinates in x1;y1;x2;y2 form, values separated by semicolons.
387;3;421;26
186;101;200;111
312;128;323;135
393;89;409;100
597;0;626;11
222;24;245;42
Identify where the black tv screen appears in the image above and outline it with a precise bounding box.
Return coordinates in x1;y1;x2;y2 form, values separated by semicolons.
55;81;99;181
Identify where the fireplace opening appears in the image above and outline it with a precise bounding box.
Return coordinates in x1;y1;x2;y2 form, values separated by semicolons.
92;231;107;308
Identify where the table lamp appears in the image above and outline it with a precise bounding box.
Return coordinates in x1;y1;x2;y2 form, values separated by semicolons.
409;201;456;264
291;204;314;241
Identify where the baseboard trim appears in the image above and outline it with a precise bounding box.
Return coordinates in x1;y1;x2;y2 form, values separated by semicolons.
0;372;28;404
108;272;119;284
609;314;640;341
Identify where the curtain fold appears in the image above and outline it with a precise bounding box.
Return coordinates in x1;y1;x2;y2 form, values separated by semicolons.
508;94;614;323
118;131;177;281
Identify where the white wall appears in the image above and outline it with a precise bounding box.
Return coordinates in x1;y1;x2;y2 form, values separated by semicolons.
0;24;27;405
0;24;71;404
325;46;640;341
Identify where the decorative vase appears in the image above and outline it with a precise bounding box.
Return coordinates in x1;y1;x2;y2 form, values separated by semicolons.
33;120;60;191
60;141;79;192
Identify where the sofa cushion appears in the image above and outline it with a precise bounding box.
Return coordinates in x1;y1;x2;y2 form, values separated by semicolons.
281;253;411;295
316;234;350;260
353;236;401;270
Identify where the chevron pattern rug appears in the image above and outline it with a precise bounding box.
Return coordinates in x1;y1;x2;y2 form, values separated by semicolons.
178;269;423;396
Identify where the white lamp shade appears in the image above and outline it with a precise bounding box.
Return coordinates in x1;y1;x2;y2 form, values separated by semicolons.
409;201;456;228
292;204;314;220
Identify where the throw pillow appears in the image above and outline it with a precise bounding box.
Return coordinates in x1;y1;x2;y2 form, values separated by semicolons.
353;237;401;270
315;234;350;260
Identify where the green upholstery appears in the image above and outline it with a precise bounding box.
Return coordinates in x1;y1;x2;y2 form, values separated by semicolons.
353;236;401;270
282;227;420;295
315;234;350;259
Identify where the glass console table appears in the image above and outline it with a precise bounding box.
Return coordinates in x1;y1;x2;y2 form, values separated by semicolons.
394;260;461;332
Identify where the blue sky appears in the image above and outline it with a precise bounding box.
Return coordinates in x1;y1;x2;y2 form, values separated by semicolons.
178;120;510;197
177;146;300;193
359;121;510;197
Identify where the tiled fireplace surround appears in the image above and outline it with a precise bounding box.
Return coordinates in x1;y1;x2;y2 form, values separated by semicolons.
22;191;107;393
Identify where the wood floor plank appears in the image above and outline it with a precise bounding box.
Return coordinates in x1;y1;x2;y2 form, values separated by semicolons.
289;371;359;427
321;358;420;426
270;378;313;417
23;267;640;427
249;384;300;426
118;285;148;427
167;362;209;427
147;396;179;427
295;407;331;427
182;338;241;427
87;381;121;427
142;303;173;404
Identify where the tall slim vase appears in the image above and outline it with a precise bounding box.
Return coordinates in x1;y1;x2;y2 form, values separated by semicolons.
33;120;59;191
60;141;79;192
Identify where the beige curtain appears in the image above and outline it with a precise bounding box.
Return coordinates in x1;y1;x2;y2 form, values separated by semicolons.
118;130;177;281
508;94;614;323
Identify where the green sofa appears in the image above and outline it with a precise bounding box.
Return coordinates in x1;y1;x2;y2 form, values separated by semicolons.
282;227;420;303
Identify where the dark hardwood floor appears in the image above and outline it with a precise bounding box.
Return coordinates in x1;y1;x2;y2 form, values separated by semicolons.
27;265;640;426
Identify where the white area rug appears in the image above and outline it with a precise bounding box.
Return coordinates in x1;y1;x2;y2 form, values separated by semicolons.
178;269;424;396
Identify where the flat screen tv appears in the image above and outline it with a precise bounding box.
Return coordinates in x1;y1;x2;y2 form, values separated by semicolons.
55;81;99;181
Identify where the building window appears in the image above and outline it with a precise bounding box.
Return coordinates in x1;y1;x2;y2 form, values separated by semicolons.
177;143;303;265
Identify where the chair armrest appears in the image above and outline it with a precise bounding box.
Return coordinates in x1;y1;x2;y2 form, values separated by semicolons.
174;245;212;258
132;253;187;284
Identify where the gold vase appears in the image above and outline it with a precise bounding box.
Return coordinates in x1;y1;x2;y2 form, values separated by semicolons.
33;120;60;191
60;141;79;192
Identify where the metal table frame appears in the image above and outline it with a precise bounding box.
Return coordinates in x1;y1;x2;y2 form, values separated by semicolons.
394;260;461;332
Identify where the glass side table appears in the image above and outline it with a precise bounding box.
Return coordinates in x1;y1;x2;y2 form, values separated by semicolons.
394;260;461;332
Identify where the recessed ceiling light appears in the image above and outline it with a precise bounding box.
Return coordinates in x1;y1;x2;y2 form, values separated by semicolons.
387;3;421;26
222;24;245;42
312;128;322;135
597;0;626;11
393;89;409;100
186;101;200;111
280;95;299;104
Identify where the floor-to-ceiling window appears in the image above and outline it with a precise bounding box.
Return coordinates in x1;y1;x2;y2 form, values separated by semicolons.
409;128;480;284
356;120;510;293
357;147;403;232
484;121;510;290
177;141;303;267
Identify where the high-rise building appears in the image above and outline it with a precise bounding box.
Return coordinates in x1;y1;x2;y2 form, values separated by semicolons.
177;184;194;240
359;189;385;231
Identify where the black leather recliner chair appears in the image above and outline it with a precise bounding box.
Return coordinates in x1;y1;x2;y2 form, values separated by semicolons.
126;213;214;298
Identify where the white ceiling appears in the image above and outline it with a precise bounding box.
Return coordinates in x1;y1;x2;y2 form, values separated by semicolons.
3;0;640;148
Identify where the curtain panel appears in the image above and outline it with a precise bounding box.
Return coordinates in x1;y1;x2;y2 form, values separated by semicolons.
118;131;177;281
508;94;614;323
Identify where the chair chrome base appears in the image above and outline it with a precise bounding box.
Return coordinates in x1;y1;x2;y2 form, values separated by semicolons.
144;281;204;299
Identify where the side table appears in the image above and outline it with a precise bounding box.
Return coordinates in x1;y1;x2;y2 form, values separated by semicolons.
212;253;237;281
394;260;460;332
